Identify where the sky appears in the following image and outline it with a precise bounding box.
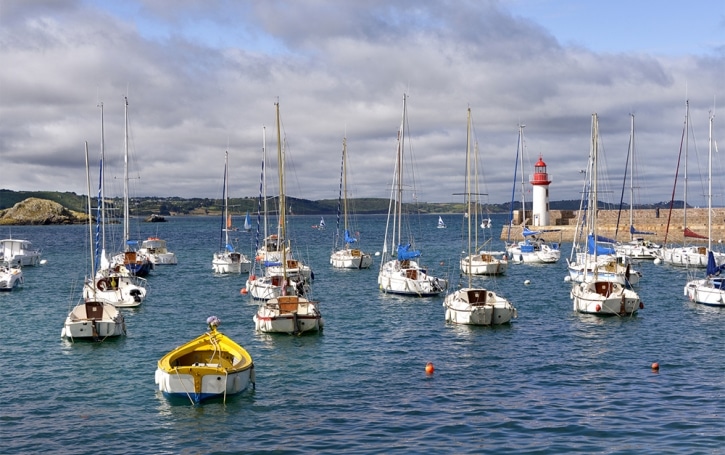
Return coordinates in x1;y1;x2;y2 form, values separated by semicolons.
1;0;724;206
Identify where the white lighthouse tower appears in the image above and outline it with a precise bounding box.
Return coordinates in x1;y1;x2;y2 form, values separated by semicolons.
530;155;551;226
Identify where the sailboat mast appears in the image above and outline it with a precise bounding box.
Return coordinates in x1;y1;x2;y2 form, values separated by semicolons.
396;94;406;251
518;124;526;225
465;108;473;284
629;114;635;241
99;102;106;252
684;100;689;232
708;110;713;250
275;101;287;279
262;127;268;244
591;113;599;264
85;141;95;279
223;151;229;248
123;96;130;249
342;136;349;236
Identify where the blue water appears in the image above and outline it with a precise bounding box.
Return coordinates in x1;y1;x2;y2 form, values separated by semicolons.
2;214;724;454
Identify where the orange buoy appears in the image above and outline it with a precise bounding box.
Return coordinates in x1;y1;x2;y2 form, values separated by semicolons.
651;362;659;371
240;288;248;295
425;362;435;375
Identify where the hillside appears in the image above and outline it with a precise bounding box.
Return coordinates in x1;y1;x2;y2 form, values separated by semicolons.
0;189;684;217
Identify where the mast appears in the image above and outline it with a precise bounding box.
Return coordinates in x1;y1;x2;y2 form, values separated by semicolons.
708;110;713;251
518;124;526;225
223;151;229;249
123;96;130;251
684;100;689;233
85;141;95;284
465;107;473;286
275;101;287;280
629;114;635;241
343;136;349;238
586;113;600;275
395;94;406;253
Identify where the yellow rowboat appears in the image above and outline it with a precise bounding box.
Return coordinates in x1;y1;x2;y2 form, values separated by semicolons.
155;317;255;404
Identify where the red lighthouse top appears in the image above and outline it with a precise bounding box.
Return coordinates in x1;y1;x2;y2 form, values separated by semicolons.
530;155;551;186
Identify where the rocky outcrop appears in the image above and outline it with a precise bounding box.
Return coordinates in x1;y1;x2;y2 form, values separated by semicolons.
0;198;89;225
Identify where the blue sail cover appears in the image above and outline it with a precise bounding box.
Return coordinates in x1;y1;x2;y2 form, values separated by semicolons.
397;243;421;261
630;225;655;235
522;227;541;237
263;261;282;267
225;243;234;252
587;234;616;255
344;230;358;244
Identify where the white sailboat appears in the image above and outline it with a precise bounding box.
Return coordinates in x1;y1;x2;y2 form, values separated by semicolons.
83;101;147;308
658;100;725;267
437;216;446;229
330;136;373;269
569;114;642;316
213;151;251;274
684;110;725;306
614;114;661;260
444;107;517;325
377;94;448;296
62;142;126;340
253;101;323;334
109;97;153;277
505;124;561;264
243;212;252;232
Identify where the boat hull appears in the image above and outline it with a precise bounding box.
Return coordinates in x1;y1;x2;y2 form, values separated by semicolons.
443;288;517;325
0;266;23;291
378;260;447;296
330;248;373;269
83;274;147;308
61;301;126;340
684;278;725;307
570;281;641;315
254;296;323;334
460;254;508;275
659;246;725;268
156;327;255;404
213;252;251;274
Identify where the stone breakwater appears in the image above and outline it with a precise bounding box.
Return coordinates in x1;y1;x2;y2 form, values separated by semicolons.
500;208;725;244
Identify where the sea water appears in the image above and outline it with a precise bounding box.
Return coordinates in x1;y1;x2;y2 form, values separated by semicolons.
1;213;724;454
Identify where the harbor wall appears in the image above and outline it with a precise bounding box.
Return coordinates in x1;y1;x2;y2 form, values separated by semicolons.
501;208;725;244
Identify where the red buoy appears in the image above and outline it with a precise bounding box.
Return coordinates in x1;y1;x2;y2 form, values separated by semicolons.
595;304;601;312
651;362;659;371
425;362;435;375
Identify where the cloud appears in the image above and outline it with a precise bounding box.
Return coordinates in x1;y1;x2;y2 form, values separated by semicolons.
0;0;723;208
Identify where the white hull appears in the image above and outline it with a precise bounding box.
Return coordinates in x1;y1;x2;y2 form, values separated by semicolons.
139;238;177;265
658;246;725;268
615;241;660;260
330;248;373;269
253;296;323;334
212;252;251;274
148;252;178;265
444;288;517;325
570;281;641;315
245;274;308;300
266;260;312;281
83;274;147;307
507;245;561;264
460;253;508;275
378;260;447;296
61;301;126;339
0;239;41;267
155;366;253;402
684;278;725;307
0;265;23;291
567;254;641;286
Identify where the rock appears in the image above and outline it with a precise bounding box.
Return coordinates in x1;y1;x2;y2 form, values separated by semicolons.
0;198;89;225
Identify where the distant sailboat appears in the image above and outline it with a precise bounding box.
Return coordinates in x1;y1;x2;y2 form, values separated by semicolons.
244;212;252;232
437;216;446;229
318;217;325;230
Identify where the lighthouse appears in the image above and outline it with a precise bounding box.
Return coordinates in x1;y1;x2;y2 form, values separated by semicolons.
530;155;551;226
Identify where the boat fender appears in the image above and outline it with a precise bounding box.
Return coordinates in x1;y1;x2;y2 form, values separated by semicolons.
595;304;601;312
97;279;108;291
639;301;644;309
249;275;256;281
